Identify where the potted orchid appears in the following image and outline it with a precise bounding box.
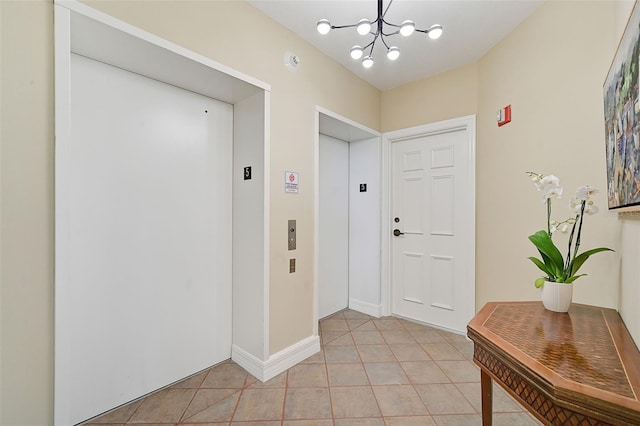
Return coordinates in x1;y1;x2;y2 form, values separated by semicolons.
526;172;613;312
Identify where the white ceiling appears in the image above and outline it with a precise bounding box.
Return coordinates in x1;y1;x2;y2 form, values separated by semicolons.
249;0;543;90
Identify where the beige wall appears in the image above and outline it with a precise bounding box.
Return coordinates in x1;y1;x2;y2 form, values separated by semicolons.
1;1;55;425
476;0;619;308
381;62;479;132
382;0;624;320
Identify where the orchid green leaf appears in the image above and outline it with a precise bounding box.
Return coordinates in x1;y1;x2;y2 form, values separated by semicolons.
569;247;614;276
529;230;564;272
528;256;551;275
565;274;586;283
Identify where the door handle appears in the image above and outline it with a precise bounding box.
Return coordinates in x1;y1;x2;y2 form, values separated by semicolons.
393;229;404;236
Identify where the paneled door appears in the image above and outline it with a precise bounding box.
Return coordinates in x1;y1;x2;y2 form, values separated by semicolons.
391;122;474;333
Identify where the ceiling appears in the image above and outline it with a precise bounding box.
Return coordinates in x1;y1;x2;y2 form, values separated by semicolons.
249;0;543;90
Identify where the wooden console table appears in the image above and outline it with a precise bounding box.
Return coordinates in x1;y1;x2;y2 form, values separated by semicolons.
467;302;640;425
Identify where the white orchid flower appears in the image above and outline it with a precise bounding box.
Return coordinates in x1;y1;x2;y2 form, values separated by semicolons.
530;177;544;191
543;184;563;200
584;204;600;215
526;172;543;187
528;172;559;192
559;223;569;233
576;185;599;201
540;175;560;189
569;198;582;212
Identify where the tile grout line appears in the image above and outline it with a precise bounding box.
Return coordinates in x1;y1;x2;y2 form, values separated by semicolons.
355;317;383;423
225;372;246;424
123;396;144;425
320;335;337;425
176;370;208;424
372;320;429;421
281;368;289;425
395;318;433;419
430;335;485;416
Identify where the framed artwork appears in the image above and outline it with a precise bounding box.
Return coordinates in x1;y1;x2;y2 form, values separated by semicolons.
604;0;640;211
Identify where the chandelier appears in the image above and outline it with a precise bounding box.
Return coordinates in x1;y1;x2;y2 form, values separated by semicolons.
316;0;443;69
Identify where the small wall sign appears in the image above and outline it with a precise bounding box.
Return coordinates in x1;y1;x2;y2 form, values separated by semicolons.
285;171;299;194
244;166;252;180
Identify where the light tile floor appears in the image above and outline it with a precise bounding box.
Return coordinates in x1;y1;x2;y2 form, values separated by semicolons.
84;309;542;425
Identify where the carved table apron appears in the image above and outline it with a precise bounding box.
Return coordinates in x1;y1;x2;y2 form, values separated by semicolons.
467;302;640;426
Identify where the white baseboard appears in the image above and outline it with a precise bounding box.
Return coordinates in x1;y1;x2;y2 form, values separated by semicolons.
232;335;320;382
349;298;383;318
231;345;265;381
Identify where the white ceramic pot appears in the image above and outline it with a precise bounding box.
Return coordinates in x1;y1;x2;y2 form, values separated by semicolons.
541;281;573;313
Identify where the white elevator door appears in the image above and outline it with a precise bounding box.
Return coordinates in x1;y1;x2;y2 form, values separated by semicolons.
319;134;350;318
65;54;233;424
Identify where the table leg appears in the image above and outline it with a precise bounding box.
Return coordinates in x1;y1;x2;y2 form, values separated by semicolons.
481;369;493;425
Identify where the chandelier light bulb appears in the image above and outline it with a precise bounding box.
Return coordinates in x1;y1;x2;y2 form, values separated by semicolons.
399;20;415;36
362;55;374;69
356;19;372;35
350;45;364;60
317;19;331;35
387;47;400;61
428;24;443;40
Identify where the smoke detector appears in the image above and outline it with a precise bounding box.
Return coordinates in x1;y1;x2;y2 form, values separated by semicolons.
284;52;300;72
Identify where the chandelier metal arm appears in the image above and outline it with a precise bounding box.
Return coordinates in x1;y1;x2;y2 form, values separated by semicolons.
384;19;429;34
376;0;384;34
382;0;393;19
379;35;392;50
362;39;375;51
382;18;399;28
329;17;380;34
329;23;359;30
368;35;378;57
381;27;400;37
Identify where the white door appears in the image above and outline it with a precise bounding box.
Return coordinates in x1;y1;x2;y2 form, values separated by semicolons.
61;54;233;424
391;120;475;333
319;134;350;318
